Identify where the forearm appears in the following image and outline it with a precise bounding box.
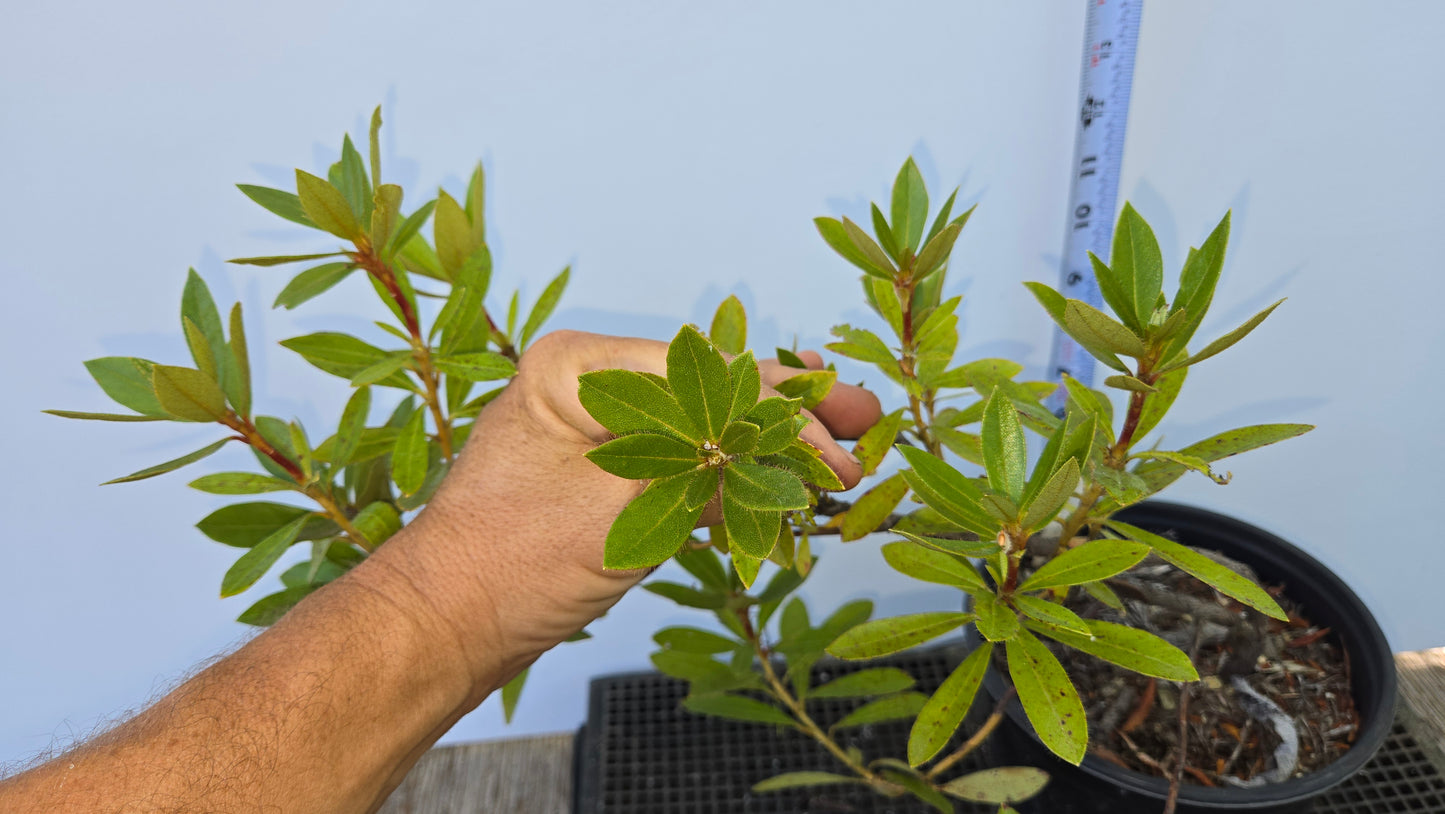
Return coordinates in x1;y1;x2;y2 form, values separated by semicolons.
0;544;491;814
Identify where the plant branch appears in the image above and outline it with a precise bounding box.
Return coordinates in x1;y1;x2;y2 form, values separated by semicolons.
926;686;1016;780
220;412;373;552
351;249;454;460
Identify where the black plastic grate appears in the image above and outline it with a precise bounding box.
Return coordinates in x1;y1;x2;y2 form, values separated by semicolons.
574;648;1445;813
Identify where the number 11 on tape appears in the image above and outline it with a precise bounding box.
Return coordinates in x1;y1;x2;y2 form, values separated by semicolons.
1047;0;1142;399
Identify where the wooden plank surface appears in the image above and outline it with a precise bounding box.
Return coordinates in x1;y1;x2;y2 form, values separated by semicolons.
378;732;573;814
382;651;1445;812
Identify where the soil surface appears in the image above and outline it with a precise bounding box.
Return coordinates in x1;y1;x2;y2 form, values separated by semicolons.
1038;543;1360;788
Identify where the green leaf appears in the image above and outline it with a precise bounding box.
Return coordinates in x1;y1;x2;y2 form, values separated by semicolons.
605;475;707;569
180;269;233;393
237;184;317;228
370;183;403;248
272;262;356;310
83;357;167;417
578;370;699;442
925;188;960;245
719;421;759;455
1014;595;1090;635
501;667;527;723
1021;457;1079;532
745;398;801;457
1133;423;1313;493
721;491;782;558
722;461;808;511
328;386;371;467
683;694;794;727
349;352;411;386
972;592;1019;642
1110;203;1165;330
826;323;895;366
387;201;437;257
520;266;570;349
725;352;762;425
295;169;361;240
811;668;915;699
1064;300;1149;358
1164;212;1230;360
644;581;726;610
827;612;972;660
653;626;737;654
587;433;702;479
1104;374;1156;393
1131;450;1230;484
666;325;732;441
351;500;402;548
839;473;908;541
1007;628;1087;765
881;541;987;594
868;276;905;336
434;352;516;382
1081;579;1125;611
1026;617;1199;681
368;106;383;189
237;585;316;627
839;216;897;279
313;426;399;464
1062;377;1115;443
773;369;836;411
708;294;748;355
756;445;842;492
908;643;991;765
1020;538;1149;592
184;319;216;382
151;365;227;422
334;134;372;223
44;410;165;422
189;472;296;495
753;772;864;793
432;190;475;280
197;502;312;548
227;304;251;418
981;390;1027;503
1134;367;1186;441
731;550;763;588
649;650;735;689
675;545;729;592
103;439;230;485
391;406;428;495
913;221;962;277
220;516;307;597
1161;299;1284;373
280;333;413;389
816;216;888;278
940;767;1049;804
891;529;998;559
1108;521;1288;619
852;409;906;477
890;157;929;252
228;252;346;267
897;445;996;538
831;692;928;730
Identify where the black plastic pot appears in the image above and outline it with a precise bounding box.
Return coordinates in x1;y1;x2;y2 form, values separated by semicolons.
971;500;1397;814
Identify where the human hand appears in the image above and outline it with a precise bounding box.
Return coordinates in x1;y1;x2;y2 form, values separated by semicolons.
367;330;882;700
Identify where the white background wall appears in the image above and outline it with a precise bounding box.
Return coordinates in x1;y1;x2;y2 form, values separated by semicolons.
3;1;1442;766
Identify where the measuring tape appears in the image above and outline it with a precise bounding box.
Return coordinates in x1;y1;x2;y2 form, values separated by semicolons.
1047;0;1143;392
